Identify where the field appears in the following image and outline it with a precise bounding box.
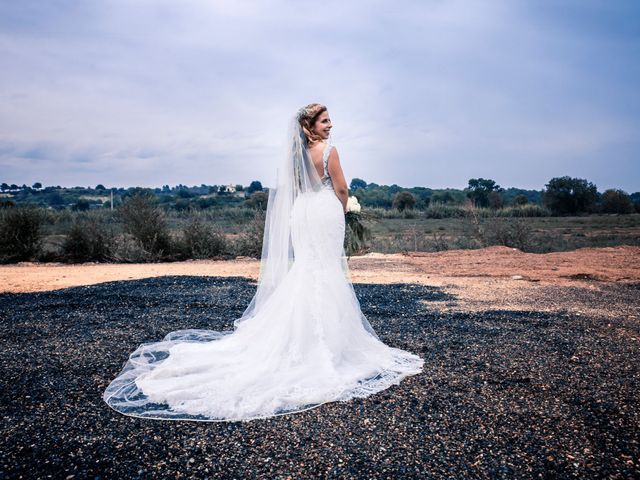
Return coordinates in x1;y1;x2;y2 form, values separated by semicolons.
1;246;638;477
365;213;640;253
33;207;640;261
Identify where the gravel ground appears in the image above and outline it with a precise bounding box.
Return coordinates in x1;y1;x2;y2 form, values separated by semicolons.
1;276;639;479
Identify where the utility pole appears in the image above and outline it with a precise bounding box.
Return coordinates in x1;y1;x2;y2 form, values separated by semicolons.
110;189;113;210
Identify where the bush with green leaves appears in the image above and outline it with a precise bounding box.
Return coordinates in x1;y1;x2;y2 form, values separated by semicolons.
513;194;529;206
72;199;91;211
392;191;416;211
117;193;171;258
543;176;599;215
600;189;634;214
61;214;114;262
465;178;503;208
179;211;228;259
0;205;45;263
244;191;269;210
233;209;265;258
483;217;534;251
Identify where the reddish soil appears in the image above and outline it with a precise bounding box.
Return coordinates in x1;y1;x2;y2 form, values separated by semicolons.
2;245;639;319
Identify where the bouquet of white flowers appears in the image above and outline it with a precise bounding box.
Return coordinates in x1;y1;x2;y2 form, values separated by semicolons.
346;195;361;213
344;196;370;257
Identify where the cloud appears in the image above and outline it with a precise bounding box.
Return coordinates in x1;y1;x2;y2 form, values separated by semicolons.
0;0;638;191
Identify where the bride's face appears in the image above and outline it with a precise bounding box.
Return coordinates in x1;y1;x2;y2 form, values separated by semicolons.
312;111;332;140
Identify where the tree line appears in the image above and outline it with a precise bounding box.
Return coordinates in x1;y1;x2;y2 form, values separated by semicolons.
1;176;638;216
350;177;639;215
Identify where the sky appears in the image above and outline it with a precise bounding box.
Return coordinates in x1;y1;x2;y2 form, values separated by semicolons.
0;0;638;192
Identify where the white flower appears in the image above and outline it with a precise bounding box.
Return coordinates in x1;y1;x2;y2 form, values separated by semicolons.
346;195;361;213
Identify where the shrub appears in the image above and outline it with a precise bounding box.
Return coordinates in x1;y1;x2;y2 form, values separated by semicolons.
483;217;534;251
110;234;154;263
117;193;171;258
513;194;529;206
461;201;534;251
244;191;269;210
427;201;474;219
496;204;551;217
461;201;488;247
72;199;91;211
179;211;228;259
487;191;504;209
392;191;417;211
428;231;449;251
196;197;218;209
233;209;265;258
61;214;114;262
0;206;45;263
600;189;634;214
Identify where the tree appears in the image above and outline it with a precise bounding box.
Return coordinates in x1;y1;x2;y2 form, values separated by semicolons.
542;176;598;215
177;188;194;198
47;191;66;207
465;178;503;208
487;191;504;209
600;189;634;214
247;181;263;194
0;206;45;262
235;184;244;192
245;191;269;210
513;194;529;206
430;191;454;204
392;191;416;211
72;199;91;211
196;197;217;209
32;182;42;189
350;178;367;192
1;183;8;192
123;187;155;200
356;188;392;208
630;192;640;213
95;184;106;190
118;193;171;255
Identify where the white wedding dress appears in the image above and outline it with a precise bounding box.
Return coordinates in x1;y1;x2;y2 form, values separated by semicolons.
104;140;424;422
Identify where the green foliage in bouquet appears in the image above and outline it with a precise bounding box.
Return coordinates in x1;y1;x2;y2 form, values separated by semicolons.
344;195;372;257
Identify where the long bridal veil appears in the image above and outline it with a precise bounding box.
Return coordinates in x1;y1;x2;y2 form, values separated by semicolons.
103;109;423;421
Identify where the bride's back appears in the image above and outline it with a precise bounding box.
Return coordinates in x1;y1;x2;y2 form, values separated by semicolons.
308;141;330;179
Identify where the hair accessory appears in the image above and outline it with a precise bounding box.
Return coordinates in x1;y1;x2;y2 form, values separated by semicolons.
296;106;311;121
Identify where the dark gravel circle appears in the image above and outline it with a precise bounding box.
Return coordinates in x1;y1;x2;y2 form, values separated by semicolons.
1;276;638;479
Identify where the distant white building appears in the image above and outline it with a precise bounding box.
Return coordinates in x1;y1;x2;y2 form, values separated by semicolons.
221;183;236;193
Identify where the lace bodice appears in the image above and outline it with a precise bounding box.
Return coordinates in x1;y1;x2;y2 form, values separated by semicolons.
320;141;334;190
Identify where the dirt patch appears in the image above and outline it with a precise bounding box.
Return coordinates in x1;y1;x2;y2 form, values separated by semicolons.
2;245;639;319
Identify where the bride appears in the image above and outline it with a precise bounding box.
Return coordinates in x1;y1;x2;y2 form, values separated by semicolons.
103;103;424;422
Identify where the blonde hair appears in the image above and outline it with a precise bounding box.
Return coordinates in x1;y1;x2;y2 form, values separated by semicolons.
298;103;327;145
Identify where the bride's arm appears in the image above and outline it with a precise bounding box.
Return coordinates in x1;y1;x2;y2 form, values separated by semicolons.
327;147;349;213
